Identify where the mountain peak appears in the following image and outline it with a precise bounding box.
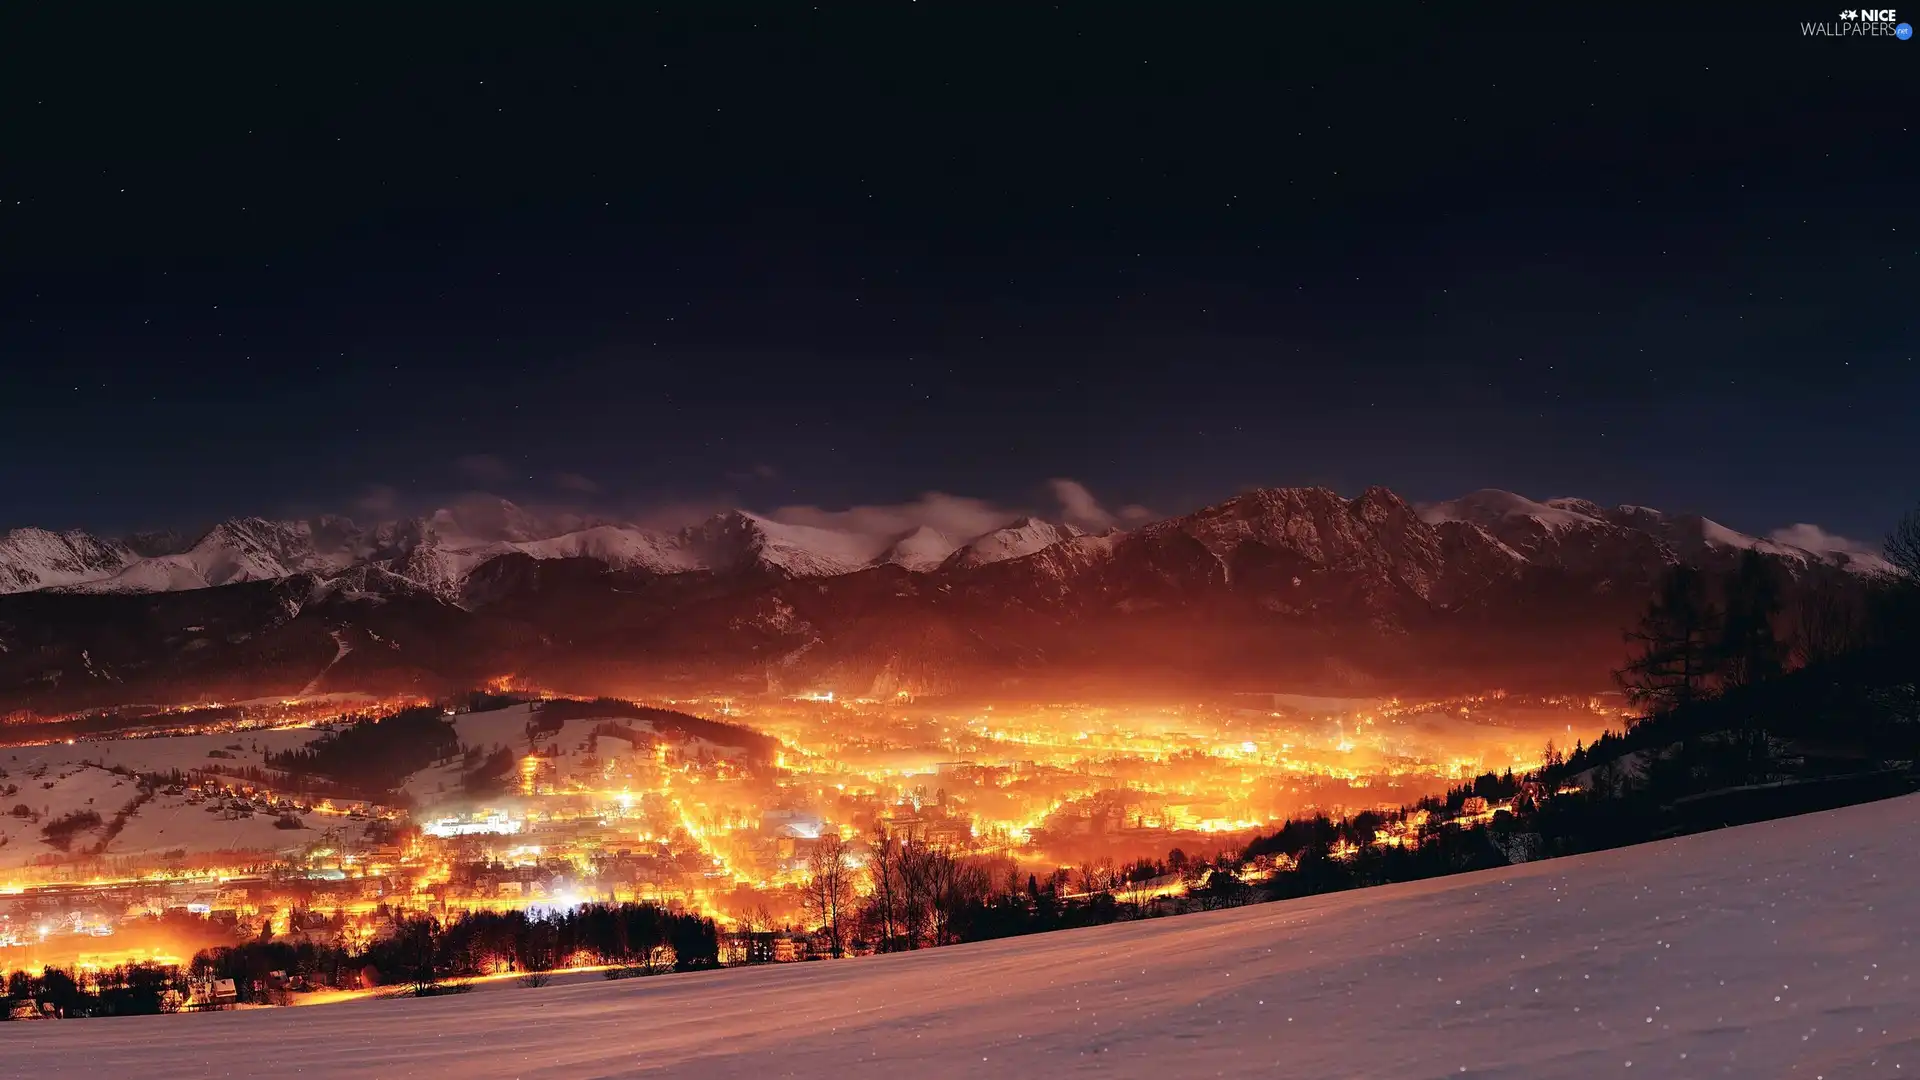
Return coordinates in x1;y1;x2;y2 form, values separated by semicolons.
121;528;194;558
0;528;136;593
872;525;957;572
1352;485;1418;523
941;517;1083;571
685;511;878;577
1419;489;1607;531
426;497;552;544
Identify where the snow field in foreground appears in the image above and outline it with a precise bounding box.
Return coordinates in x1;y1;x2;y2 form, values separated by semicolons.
11;793;1920;1079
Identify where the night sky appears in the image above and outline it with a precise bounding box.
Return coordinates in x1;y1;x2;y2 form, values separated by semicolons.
3;7;1914;543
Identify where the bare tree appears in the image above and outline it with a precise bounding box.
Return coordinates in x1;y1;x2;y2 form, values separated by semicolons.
1887;507;1920;583
864;826;902;951
999;861;1025;901
919;844;957;946
1877;507;1920;644
736;903;776;964
396;915;446;996
803;833;856;958
1791;587;1865;668
931;855;990;946
748;902;776;933
1117;871;1157;913
895;837;936;949
1075;856;1116;896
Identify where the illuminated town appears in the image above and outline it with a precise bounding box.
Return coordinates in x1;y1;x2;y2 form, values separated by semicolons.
0;686;1620;995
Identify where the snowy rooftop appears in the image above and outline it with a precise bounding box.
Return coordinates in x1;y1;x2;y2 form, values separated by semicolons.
12;793;1919;1078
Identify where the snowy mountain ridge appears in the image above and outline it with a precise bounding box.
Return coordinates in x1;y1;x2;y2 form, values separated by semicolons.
0;502;1090;599
873;525;959;572
0;486;1898;714
0;487;1890;603
941;517;1087;571
1419;488;1893;576
0;527;141;593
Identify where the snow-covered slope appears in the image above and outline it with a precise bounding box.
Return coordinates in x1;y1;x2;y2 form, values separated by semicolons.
0;507;1086;599
1423;489;1604;532
64;518;351;594
0;736;335;871
0;528;137;593
426;497;559;545
1421;488;1891;576
515;524;704;574
870;525;957;571
941;517;1085;571
684;511;886;578
12;794;1918;1078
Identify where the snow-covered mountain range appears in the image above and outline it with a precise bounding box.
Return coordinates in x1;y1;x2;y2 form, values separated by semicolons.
0;487;1892;714
0;501;1095;600
3;488;1880;602
1416;488;1891;577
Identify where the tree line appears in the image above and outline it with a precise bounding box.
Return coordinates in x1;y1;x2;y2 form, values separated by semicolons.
267;705;461;794
3;963;189;1019
194;902;722;1001
1;901;720;1018
1226;508;1920;904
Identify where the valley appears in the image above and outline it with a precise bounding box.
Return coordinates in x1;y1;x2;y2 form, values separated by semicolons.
10;784;1913;1079
0;688;1616;976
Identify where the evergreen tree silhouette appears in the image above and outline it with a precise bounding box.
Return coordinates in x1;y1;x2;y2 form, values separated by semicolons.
1719;549;1784;688
1616;564;1721;715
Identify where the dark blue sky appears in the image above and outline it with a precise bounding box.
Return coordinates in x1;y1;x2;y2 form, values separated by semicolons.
1;6;1914;542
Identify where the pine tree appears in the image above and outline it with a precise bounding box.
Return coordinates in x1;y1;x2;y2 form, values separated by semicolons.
1719;549;1784;688
1616;564;1721;715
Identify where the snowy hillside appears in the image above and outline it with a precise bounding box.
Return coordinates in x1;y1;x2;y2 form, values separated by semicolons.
13;790;1916;1077
1421;487;1893;576
1422;489;1604;532
425;497;557;545
63;518;353;594
0;704;769;867
0;504;1101;602
0;528;137;593
514;524;704;574
684;511;884;577
0;728;336;871
870;525;958;571
942;517;1086;571
402;702;754;809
